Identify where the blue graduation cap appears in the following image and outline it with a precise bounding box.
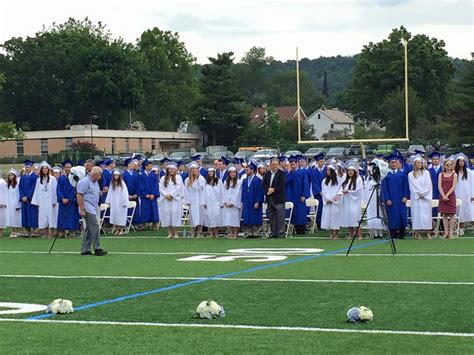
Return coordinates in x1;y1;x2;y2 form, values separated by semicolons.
386;154;402;162
124;157;133;167
160;157;172;165
392;149;403;157
77;159;86;166
142;159;152;169
176;160;185;167
297;154;306;161
220;156;230;165
96;160;104;167
314;153;325;161
23;159;34;166
468;153;474;160
429;151;441;159
233;158;242;165
414;149;425;155
288;155;297;163
248;160;258;171
375;153;384;158
103;158;113;166
191;154;202;161
132;153;142;160
278;155;286;162
61;159;73;167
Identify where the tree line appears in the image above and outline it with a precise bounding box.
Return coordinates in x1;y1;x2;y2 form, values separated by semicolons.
0;18;472;146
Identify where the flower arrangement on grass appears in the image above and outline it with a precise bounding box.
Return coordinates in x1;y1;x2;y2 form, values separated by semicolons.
46;299;74;314
347;306;373;322
194;300;225;319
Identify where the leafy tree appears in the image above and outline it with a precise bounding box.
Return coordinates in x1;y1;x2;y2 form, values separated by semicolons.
346;26;454;133
194;52;248;145
136;28;198;130
0;121;25;140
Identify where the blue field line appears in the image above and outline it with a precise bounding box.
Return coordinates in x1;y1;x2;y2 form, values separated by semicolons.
27;239;388;320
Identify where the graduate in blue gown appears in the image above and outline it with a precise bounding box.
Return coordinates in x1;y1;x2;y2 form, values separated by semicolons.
190;154;208;177
216;156;229;182
177;161;188;182
122;158;141;226
428;152;442;217
100;159;114;204
309;153;326;228
159;157;173;178
19;160;39;235
56;160;80;234
286;156;310;234
241;161;264;237
381;155;410;238
138;160;159;227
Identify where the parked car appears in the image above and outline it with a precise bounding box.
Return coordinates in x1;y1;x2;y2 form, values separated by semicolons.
408;144;426;155
304;147;325;159
211;151;234;160
375;144;394;155
325;147;348;159
194;151;211;163
252;148;278;160
285;150;303;157
347;144;369;156
149;153;167;163
234;150;254;160
169;151;191;162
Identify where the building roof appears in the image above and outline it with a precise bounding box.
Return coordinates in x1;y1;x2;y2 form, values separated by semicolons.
250;106;307;124
309;108;354;124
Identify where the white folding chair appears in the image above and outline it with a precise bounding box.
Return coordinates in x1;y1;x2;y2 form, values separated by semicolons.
431;200;442;237
261;203;270;237
305;198;319;234
125;201;137;234
359;201;368;234
454;199;463;237
99;203;110;235
284;201;294;238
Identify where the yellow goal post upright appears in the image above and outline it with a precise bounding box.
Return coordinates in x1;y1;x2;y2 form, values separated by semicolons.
295;44;410;158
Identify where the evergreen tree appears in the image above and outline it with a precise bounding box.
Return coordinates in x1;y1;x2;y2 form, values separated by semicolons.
322;71;330;98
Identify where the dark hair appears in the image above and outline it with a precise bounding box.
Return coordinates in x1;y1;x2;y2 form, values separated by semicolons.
324;168;337;186
206;174;219;186
455;160;468;180
7;173;17;189
164;168;177;188
225;173;238;189
342;170;358;190
111;174;123;190
40;166;50;184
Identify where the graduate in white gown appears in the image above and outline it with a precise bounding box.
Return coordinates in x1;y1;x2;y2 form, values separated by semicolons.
221;167;242;238
201;168;223;237
31;162;57;237
454;155;474;229
340;163;364;239
321;164;342;239
159;164;184;238
5;169;22;236
408;156;433;238
184;163;206;237
105;170;129;234
0;174;7;235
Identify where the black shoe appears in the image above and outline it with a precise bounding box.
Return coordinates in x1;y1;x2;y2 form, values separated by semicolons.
94;249;108;256
81;251;93;256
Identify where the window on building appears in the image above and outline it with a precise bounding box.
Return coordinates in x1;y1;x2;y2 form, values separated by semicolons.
125;138;129;152
317;113;321;119
151;139;156;151
40;139;48;155
16;141;24;155
330;124;334;129
138;138;143;152
111;138;116;154
65;138;73;150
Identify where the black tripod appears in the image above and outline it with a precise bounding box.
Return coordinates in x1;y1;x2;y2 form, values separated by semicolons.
346;181;396;256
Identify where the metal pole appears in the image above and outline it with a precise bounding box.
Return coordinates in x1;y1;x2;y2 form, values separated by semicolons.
296;47;302;142
403;39;409;140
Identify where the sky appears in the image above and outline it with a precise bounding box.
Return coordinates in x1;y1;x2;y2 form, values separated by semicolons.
0;0;472;63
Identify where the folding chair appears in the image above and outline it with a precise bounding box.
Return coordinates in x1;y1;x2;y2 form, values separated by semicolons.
261;203;270;237
99;203;110;235
454;199;463;237
284;201;294;238
125;201;137;234
181;203;191;237
305;198;319;234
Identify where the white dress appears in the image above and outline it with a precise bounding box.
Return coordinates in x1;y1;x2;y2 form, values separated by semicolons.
221;180;243;227
321;181;341;230
159;175;184;227
105;181;129;226
0;179;7;228
455;170;474;223
408;170;433;230
364;179;385;230
341;176;364;228
184;176;206;227
31;176;57;228
202;181;223;228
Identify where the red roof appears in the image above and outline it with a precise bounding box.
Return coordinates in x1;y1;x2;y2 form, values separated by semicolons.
249;106;307;124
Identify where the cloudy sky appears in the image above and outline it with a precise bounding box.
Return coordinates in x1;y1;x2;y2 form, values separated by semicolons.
0;0;472;63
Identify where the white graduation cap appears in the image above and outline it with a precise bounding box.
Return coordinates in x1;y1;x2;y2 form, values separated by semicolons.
39;161;51;169
8;168;19;176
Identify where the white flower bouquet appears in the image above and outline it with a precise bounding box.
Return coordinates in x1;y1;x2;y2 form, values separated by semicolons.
347;306;373;322
194;300;225;319
46;299;74;314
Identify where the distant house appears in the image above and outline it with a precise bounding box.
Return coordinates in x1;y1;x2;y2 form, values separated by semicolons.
249;105;307;124
305;108;355;140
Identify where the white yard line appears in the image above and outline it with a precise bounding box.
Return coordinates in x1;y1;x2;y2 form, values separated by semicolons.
0;250;473;257
0;274;472;285
0;318;472;337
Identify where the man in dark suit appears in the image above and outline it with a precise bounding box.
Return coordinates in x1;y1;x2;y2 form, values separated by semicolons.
262;158;286;238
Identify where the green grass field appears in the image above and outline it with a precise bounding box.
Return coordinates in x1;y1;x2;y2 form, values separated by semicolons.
0;231;473;354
